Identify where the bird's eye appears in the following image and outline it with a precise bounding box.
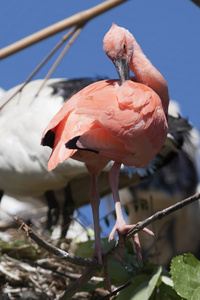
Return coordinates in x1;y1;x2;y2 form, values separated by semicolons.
123;44;126;52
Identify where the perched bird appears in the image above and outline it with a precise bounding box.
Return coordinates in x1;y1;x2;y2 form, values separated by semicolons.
0;76;173;239
121;101;200;266
41;24;169;265
0;76;195;268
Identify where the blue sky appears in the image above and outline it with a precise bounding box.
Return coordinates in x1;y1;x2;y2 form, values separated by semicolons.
1;0;200;129
0;0;200;234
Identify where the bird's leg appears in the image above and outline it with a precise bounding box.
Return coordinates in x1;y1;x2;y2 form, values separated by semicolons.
108;162;127;260
108;162;153;263
88;170;111;291
90;173;103;265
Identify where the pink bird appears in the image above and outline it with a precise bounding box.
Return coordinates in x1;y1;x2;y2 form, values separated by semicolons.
42;24;169;266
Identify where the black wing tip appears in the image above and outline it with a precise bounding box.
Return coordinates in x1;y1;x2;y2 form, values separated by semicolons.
41;130;55;148
65;136;81;150
65;136;99;154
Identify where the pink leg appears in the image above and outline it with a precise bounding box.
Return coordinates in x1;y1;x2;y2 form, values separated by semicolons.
88;171;111;291
108;162;153;263
90;173;103;265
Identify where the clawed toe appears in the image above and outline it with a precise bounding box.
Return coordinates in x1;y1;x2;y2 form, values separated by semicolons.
109;222;154;264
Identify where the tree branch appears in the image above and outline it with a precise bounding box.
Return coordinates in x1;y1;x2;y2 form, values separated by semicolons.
125;192;200;240
0;0;128;59
13;216;99;269
98;279;134;300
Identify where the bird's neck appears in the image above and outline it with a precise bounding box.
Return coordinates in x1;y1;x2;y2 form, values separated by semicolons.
130;41;169;117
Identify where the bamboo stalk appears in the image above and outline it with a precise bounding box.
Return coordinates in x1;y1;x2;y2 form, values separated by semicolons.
0;0;128;59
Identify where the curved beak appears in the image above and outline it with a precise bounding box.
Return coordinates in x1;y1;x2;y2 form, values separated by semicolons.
113;58;130;84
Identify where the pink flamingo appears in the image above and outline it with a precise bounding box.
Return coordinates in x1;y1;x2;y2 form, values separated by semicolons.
42;24;169;266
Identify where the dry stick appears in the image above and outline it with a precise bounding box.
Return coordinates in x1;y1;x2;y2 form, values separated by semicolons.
56;192;200;300
0;26;78;110
0;0;128;59
56;267;99;300
125;192;200;240
98;279;134;300
35;26;83;97
13;216;99;269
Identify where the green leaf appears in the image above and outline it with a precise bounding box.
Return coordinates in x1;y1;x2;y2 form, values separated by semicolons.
170;253;200;299
74;240;95;258
116;265;162;300
74;238;116;259
192;286;200;300
160;275;173;287
152;282;182;300
108;259;134;285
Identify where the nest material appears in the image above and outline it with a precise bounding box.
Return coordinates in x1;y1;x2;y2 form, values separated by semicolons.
0;210;107;300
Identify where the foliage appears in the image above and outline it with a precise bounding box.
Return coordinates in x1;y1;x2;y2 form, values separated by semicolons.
74;238;182;299
170;253;200;300
1;219;200;299
1;225;200;299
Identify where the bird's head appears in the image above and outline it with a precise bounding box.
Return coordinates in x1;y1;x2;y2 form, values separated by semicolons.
103;24;134;84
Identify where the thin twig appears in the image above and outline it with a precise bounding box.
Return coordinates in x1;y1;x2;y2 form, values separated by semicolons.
125;192;200;240
35;26;83;97
99;279;134;299
56;267;99;300
0;0;128;59
13;216;99;268
0;27;78;110
0;263;22;283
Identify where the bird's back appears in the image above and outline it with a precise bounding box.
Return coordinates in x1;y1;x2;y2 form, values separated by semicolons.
42;79;168;171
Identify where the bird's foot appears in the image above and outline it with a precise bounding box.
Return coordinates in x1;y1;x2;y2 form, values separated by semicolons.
109;221;154;264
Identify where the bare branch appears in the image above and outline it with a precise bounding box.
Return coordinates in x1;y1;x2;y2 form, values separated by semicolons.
35;26;83;97
98;279;134;300
0;27;78;110
125;192;200;240
13;216;99;269
0;0;128;59
56;267;99;300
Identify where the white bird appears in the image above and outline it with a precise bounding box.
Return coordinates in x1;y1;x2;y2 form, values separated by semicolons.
120;101;200;266
0;79;95;233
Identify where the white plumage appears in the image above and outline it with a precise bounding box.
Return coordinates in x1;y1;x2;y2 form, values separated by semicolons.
0;79;88;197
